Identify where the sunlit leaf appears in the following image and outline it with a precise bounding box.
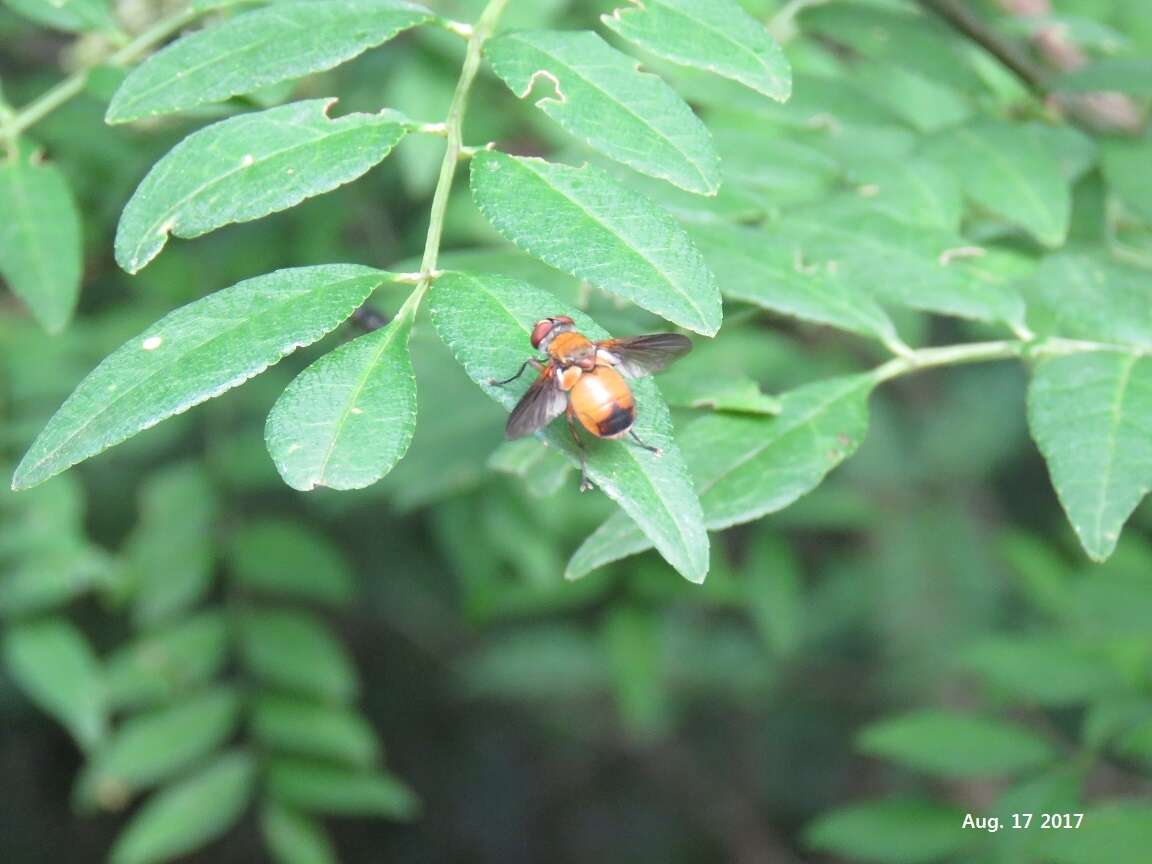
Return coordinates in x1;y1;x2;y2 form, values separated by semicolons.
109;751;253;864
106;1;434;122
1101;136;1152;224
0;150;82;332
471;152;721;335
601;0;790;100
265;313;416;491
12;265;388;490
116;100;409;273
484;29;720;193
858;710;1056;778
567;374;872;578
428;271;710;583
1028;350;1152;562
3;617;105;749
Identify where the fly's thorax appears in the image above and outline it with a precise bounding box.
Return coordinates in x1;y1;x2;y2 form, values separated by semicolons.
547;330;595;365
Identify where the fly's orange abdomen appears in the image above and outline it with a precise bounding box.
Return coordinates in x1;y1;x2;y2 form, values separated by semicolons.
569;366;635;439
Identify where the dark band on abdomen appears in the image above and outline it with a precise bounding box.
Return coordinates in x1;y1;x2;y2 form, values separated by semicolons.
596;403;634;437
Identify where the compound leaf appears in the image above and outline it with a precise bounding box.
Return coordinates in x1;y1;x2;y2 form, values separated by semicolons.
484;29;719;193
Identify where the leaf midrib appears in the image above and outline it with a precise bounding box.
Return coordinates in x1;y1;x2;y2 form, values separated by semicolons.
504;156;713;329
17;273;378;485
1090;351;1139;548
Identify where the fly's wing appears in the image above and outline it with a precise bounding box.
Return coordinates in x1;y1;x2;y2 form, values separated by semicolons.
597;334;692;378
505;366;568;439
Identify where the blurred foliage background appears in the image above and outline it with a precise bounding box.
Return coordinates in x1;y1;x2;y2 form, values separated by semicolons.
3;0;1152;862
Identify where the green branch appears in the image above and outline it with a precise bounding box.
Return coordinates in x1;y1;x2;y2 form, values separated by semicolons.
1;5;200;144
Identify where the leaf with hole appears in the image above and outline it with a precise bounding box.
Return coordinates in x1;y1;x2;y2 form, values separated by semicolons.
12;265;389;491
484;29;719;193
106;0;434;122
428;271;710;583
471;152;721;335
266;313;416;491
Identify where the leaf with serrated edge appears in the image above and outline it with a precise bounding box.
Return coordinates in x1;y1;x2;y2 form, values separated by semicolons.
0;151;82;332
471;151;721;335
1028;351;1152;562
12;265;389;490
429;271;709;583
921;120;1070;248
484;29;719;194
266;314;416;491
568;374;872;578
116;100;409;273
106;0;434;123
602;0;790;101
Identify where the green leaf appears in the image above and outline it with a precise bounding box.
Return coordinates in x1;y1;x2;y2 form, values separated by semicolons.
1101;136;1152;224
775;199;1025;327
487;439;572;497
261;803;337;864
103;612;229;710
78;687;241;807
0;151;83;332
602;606;666;737
2;0;117;33
1028;351;1152;562
839;154;963;231
601;0;790;101
12;265;388;490
858;710;1056;778
688;222;897;343
921;120;1070;247
961;634;1115;706
124;463;218;625
567;374;872;578
251;694;378;766
109;751;253;864
1058;58;1152;95
470;152;721;335
1043;802;1152;864
3;617;105;749
106;1;434;122
1021;253;1152;347
0;545;117;618
266;758;418;819
806;798;970;864
115;100;409;273
428;271;710;583
265;313;416;491
484;30;720;194
239;608;358;702
226;519;354;607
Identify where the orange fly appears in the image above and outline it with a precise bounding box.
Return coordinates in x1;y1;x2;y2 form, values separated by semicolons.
489;316;692;491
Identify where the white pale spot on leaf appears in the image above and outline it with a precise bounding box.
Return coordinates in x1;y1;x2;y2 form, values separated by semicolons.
142;336;163;351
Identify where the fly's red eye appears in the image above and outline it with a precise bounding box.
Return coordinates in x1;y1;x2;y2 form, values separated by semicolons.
530;319;554;349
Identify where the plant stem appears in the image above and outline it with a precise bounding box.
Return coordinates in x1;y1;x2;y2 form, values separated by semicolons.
415;0;509;291
0;5;200;142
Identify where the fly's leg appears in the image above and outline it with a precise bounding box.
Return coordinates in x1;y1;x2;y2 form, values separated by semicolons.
629;429;662;458
567;412;594;492
489;358;545;387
